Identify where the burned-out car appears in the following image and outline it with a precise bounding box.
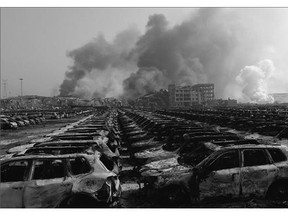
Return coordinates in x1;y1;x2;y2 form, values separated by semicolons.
0;117;18;129
152;144;288;205
136;134;241;172
13;139;120;174
0;153;121;208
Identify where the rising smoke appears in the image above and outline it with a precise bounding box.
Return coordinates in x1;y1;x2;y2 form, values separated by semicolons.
123;67;170;99
59;27;140;99
123;13;208;98
236;59;275;103
59;8;288;103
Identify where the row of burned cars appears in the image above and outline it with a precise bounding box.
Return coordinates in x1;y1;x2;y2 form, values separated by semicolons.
119;108;288;207
158;106;288;139
0;114;45;129
0;109;122;208
0;110;93;130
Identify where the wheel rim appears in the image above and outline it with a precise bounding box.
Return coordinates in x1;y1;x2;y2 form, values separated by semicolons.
167;190;178;202
277;184;288;200
270;183;288;201
166;187;185;205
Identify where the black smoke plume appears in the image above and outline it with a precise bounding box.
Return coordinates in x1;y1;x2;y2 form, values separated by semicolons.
59;9;288;102
59;28;139;98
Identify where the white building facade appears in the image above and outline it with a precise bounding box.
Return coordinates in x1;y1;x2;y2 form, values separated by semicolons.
168;84;214;107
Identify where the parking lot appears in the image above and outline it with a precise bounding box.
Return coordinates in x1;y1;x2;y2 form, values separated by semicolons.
1;107;288;208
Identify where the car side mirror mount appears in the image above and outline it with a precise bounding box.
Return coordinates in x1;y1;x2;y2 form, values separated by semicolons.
201;165;214;178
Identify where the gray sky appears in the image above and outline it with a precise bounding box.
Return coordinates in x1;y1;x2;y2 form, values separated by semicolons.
1;8;194;97
2;7;288;103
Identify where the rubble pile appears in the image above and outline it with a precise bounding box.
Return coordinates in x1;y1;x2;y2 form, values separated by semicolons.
0;96;90;111
133;89;169;109
0;96;128;112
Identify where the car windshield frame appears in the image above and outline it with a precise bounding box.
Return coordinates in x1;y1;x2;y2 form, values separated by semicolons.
1;159;33;182
30;158;69;180
184;143;215;166
195;148;227;170
66;156;92;176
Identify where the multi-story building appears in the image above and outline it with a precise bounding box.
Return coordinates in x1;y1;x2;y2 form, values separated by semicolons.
192;83;214;102
168;83;214;107
168;84;176;107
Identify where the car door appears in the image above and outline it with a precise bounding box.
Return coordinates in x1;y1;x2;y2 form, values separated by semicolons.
240;148;278;198
23;159;73;208
198;150;241;200
0;160;31;207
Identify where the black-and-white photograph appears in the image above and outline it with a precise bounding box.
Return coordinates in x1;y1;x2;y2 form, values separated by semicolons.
1;4;288;209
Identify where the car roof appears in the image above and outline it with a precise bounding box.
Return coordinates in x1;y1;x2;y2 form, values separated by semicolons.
34;140;98;146
204;141;285;152
25;146;94;152
221;144;284;150
1;153;95;163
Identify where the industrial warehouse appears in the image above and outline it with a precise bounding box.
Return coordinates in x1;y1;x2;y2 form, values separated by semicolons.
1;7;288;209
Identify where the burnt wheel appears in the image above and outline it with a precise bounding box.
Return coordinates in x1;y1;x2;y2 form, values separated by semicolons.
163;185;189;207
59;194;101;208
268;182;288;201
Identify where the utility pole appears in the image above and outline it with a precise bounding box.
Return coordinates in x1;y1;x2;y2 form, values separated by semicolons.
2;80;7;99
20;78;23;97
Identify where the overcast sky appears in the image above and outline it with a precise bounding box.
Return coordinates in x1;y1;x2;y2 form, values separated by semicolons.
2;7;288;103
1;8;194;97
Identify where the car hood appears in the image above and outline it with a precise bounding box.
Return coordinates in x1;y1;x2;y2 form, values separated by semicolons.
72;171;115;194
72;157;117;194
141;157;181;171
7;143;35;154
134;146;176;160
140;160;192;189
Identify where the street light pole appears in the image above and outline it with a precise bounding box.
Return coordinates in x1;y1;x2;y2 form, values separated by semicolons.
2;80;7;99
20;78;23;97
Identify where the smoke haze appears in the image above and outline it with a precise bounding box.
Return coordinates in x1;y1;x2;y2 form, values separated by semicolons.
59;27;139;99
59;8;288;103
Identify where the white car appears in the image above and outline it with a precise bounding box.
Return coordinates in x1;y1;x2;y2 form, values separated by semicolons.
0;153;121;208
